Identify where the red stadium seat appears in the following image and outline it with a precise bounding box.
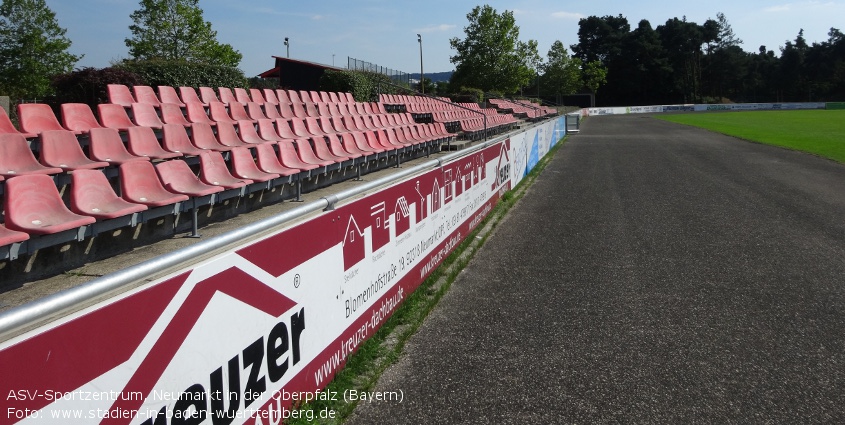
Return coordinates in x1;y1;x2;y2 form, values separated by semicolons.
310;136;351;162
70;169;148;219
161;124;207;156
88;127;149;165
18;103;79;135
234;88;253;104
97;104;136;131
179;87;207;106
60;103;103;134
208;102;236;125
256;119;285;142
160;102;193;127
274;118;300;139
218;87;239;105
0;133;64;177
1;106;36;138
198;151;252;189
199;87;221;105
263;89;280;105
107;84;135;108
249;89;267;104
227;102;254;123
119;161;188;207
246;102;269;121
3;173;96;235
254;143;301;177
236;120;272;144
214;121;250;148
158;86;185;107
0;223;29;247
229;147;279;182
288;117;317;138
126;126;183;160
190;122;232;152
276;141;320;171
292;139;335;167
39;130;109;171
326;133;362;159
185;102;216;127
133;85;162;107
156;159;224;197
130;103;165;129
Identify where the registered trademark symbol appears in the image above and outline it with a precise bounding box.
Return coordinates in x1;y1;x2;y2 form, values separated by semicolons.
294;274;301;288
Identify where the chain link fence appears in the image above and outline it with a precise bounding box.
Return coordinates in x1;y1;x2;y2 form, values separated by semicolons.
347;57;411;87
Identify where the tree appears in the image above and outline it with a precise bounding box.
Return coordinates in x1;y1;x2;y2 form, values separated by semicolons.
125;0;241;67
582;60;607;105
449;5;537;94
0;0;80;99
541;41;581;102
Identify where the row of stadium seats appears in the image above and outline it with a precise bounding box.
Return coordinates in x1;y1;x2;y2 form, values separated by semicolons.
107;84;356;109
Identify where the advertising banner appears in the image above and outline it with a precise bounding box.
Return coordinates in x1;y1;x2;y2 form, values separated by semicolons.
0;118;564;425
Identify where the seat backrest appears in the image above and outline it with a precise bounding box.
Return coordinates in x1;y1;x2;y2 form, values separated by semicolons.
263;89;280;105
97;103;136;131
18;103;65;135
199;87;220;104
107;84;135;107
179;86;206;105
0;105;25;135
119;160;189;206
160;102;192;126
60;103;103;133
208;102;235;124
162;123;203;155
88;127;148;164
234;88;253;104
39;129;103;170
246;102;268;121
0;133;63;176
3;173;80;229
158;86;185;106
227;102;253;122
133;85;161;107
130;103;164;128
275;90;291;104
249;89;266;104
189;122;226;151
218;87;238;105
70;168;146;216
126;125;182;159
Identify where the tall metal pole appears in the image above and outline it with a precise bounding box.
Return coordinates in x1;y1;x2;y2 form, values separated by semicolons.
417;34;424;94
284;37;289;58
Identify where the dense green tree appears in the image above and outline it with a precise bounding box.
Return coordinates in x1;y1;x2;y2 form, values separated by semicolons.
0;0;80;99
541;41;581;102
125;0;241;67
582;60;608;103
449;5;538;94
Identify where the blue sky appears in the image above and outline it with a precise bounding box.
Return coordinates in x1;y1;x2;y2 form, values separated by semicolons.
46;0;845;77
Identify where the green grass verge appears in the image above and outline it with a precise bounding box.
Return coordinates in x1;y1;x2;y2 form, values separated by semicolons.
285;136;567;424
656;110;845;163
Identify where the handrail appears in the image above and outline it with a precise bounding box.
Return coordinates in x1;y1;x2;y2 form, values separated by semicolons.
378;80;488;141
0;128;519;342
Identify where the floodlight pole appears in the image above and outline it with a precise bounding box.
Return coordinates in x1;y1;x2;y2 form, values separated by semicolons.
284;37;289;58
417;34;424;94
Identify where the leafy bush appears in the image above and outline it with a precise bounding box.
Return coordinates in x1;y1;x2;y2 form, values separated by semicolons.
320;70;399;102
451;86;484;103
51;67;144;107
117;59;247;90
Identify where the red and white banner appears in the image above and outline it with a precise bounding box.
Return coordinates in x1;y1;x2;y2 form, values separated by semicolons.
1;118;565;424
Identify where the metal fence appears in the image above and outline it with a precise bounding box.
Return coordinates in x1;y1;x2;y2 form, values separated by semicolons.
347;57;411;87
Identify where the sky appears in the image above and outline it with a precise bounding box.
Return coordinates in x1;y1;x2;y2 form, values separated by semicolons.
45;0;845;78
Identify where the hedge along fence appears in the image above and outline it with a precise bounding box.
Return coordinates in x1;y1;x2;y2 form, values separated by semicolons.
49;60;247;110
320;69;404;102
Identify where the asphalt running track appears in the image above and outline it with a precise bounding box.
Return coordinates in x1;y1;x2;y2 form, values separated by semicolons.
346;114;845;424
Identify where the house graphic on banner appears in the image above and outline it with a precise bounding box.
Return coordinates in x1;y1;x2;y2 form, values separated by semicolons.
431;178;442;214
394;196;411;236
443;169;454;205
415;181;428;221
370;202;390;251
343;215;365;270
493;141;511;191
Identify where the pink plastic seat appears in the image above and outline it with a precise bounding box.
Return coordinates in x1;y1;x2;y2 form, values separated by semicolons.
107;84;135;108
254;143;301;177
131;103;165;129
249;89;267;104
198;151;252;189
119;161;188;207
158;86;185;107
97;104;137;131
277;141;321;171
126;126;182;160
263;89;280;105
0;223;30;246
39;130;109;171
60;103;103;134
18;103;79;136
262;103;282;120
246;102;269;121
326;133;362;159
234;88;252;104
179;87;206;106
214;121;250;148
133;85;161;107
275;90;291;104
229;147;279;182
227;102;254;123
1;106;36;138
160;102;193;127
161;124;206;156
0;133;64;177
277;103;296;120
199;87;221;105
256;119;285;142
218;87;239;105
88;127;149;165
185;102;216;127
208;102;236;124
190;122;232;151
350;131;385;153
274;119;300;139
156;159;224;197
310;136;351;162
236;120;272;144
70;169;147;219
3;173;96;235
292;139;335;167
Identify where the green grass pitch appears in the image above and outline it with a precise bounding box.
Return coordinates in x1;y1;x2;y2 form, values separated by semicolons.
657;110;845;163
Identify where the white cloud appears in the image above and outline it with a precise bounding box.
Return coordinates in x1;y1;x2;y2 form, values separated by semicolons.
552;11;585;20
312;15;324;20
416;24;457;33
765;1;837;12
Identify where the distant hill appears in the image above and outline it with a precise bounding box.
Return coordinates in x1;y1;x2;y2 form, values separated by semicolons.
409;71;453;83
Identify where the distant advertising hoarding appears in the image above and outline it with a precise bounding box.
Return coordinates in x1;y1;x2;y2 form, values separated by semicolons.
0;118;565;425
